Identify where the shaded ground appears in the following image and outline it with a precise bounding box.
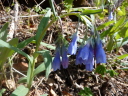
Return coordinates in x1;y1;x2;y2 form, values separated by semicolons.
0;4;128;96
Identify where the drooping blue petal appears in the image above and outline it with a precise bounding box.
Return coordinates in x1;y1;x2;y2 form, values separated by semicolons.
75;47;83;65
79;44;90;60
95;39;106;64
85;63;94;71
68;42;77;55
62;46;69;69
72;32;79;43
108;11;113;20
83;45;94;71
68;32;79;55
52;48;61;71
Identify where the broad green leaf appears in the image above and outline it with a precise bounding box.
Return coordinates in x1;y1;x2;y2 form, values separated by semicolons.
31;40;55;50
0;39;33;63
0;88;6;96
97;21;114;30
64;0;74;10
36;9;51;44
44;51;52;79
115;21;128;39
17;36;35;48
34;63;45;76
0;38;18;68
18;77;27;83
114;37;128;49
117;54;128;59
0;23;8;41
106;36;114;51
38;50;52;79
10;85;29;96
78;87;93;96
110;16;126;35
40;42;55;50
106;70;118;77
100;25;113;39
95;65;106;75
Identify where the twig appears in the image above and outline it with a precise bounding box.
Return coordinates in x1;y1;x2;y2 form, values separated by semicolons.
7;1;19;41
12;68;27;77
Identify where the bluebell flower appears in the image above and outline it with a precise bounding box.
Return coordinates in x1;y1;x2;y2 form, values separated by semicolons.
68;33;79;55
79;43;90;60
95;38;106;64
75;47;83;65
62;46;69;69
108;11;113;20
84;45;94;71
52;48;61;71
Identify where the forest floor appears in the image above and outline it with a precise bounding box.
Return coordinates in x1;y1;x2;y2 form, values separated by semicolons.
0;5;128;96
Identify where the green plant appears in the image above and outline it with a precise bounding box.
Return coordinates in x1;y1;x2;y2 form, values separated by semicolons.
78;87;93;96
0;1;104;95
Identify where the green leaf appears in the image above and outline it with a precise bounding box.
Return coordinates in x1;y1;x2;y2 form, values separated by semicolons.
18;77;27;83
49;0;57;18
106;36;114;51
0;22;9;41
100;25;113;39
27;62;32;85
95;65;106;75
0;38;18;68
40;42;55;50
78;87;93;96
34;63;45;76
70;8;103;15
38;50;52;79
30;40;55;50
36;9;51;44
64;0;74;9
0;39;33;63
97;21;114;30
117;54;128;59
17;36;35;48
80;15;92;28
119;67;128;70
110;16;126;35
115;21;128;39
10;85;29;96
0;88;6;96
106;70;118;77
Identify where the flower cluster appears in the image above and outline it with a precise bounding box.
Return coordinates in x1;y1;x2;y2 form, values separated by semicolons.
76;38;106;71
52;32;106;71
52;45;68;71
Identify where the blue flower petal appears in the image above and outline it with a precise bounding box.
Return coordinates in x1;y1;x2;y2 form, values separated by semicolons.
95;39;106;64
68;42;77;55
82;45;94;71
52;49;61;71
85;63;94;71
62;46;69;69
68;33;78;55
79;44;90;60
